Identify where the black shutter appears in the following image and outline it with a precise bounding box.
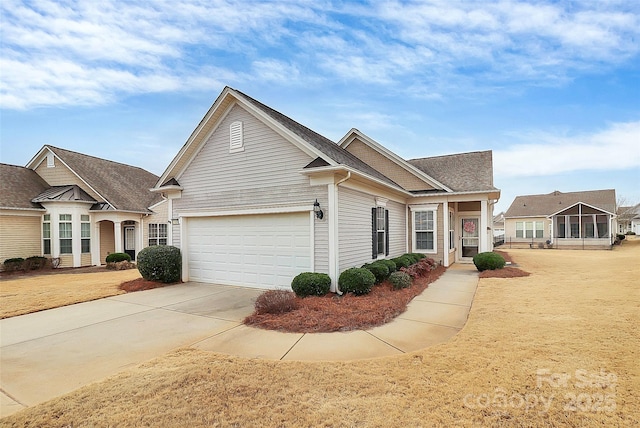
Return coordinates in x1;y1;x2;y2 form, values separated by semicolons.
372;207;377;259
385;209;390;256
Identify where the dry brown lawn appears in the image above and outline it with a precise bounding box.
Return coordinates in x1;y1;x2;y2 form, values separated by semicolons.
0;269;141;318
2;240;639;427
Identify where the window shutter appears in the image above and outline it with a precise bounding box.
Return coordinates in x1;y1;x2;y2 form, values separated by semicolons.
385;209;389;256
372;207;377;259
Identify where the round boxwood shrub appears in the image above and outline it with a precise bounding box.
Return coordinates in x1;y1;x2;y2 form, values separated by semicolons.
137;245;181;283
106;252;131;263
339;267;375;295
392;256;412;269
3;257;25;272
24;256;48;270
389;271;412;289
379;259;397;274
409;253;426;260
291;272;331;297
472;252;506;272
362;261;390;284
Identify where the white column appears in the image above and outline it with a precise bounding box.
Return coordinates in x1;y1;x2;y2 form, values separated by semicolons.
51;211;60;259
443;201;449;266
92;221;101;266
480;199;488;253
114;221;122;253
136;219;143;261
72;212;82;267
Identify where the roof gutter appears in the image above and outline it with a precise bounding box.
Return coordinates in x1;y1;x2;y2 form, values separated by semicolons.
300;165;413;197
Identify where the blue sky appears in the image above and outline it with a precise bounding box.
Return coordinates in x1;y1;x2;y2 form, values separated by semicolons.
1;0;639;212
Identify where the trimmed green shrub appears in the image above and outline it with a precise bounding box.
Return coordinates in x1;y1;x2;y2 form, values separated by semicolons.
339;267;375;295
254;290;298;315
472;252;506;272
106;261;136;271
24;256;48;270
389;271;412;289
291;272;331;297
379;259;397;274
106;252;131;263
409;253;427;260
392;256;412;269
3;257;25;272
137;245;181;283
403;253;420;264
362;261;390;284
626;231;636;235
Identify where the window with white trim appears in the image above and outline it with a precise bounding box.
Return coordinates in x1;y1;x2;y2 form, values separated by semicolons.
149;223;168;246
59;214;72;254
81;215;90;253
413;209;436;252
229;121;244;153
43;214;51;255
515;221;544;238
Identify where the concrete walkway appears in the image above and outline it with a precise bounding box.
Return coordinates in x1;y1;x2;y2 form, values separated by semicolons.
0;264;478;417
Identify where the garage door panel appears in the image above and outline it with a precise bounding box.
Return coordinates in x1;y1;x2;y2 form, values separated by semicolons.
187;213;311;289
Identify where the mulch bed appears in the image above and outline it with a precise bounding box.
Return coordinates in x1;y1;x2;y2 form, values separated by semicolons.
479;250;530;278
244;265;446;333
119;278;180;292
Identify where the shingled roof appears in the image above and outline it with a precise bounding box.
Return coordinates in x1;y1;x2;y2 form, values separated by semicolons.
505;189;617;218
0;164;49;210
31;185;97;204
233;89;400;188
45;146;163;212
407;151;497;192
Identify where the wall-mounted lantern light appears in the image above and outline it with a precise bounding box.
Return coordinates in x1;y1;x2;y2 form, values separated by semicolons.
313;199;324;220
170;218;180;225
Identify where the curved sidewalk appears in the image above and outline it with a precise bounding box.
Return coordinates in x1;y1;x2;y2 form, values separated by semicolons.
0;265;478;417
193;264;479;360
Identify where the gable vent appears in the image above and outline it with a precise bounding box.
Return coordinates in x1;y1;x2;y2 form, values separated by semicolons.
229;121;244;153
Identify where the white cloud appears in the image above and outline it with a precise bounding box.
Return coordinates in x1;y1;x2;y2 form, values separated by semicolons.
494;121;640;177
1;0;639;109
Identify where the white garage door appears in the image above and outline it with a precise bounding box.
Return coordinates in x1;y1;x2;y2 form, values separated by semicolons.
186;212;311;289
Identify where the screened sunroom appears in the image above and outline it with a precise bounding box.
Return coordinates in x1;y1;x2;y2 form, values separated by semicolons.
549;202;615;248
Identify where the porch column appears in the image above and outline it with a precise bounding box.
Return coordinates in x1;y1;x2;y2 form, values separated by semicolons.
92;222;101;266
114;221;122;253
480;199;488;253
136;220;143;261
443;201;449;266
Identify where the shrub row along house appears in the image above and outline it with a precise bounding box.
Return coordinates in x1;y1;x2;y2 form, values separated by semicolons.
503;189;617;249
1;86;500;290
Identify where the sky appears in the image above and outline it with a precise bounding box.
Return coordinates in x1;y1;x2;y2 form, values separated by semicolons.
1;0;639;213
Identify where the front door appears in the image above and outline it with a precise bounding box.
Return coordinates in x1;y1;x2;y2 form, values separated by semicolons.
461;217;479;258
124;226;136;260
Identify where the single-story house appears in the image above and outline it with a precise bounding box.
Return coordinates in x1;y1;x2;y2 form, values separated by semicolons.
153;86;501;291
0;146;168;268
503;189;617;249
493;212;505;245
617;204;640;234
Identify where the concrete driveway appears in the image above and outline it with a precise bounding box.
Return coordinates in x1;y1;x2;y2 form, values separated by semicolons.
1;265;479;418
0;282;263;417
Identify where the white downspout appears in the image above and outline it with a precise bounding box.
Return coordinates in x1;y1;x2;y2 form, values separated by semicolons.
331;172;351;295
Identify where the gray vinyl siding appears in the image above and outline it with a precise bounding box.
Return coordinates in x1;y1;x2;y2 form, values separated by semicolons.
171;104;328;271
338;187;375;272
313;191;329;274
175;105;318;211
387;200;407;257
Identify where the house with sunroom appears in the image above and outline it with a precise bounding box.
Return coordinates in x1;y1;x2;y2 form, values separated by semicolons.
503;189;617;249
154;86;501;291
0;146;168;269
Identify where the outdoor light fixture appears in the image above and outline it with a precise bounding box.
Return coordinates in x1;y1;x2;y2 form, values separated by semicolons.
170;218;180;225
313;199;324;219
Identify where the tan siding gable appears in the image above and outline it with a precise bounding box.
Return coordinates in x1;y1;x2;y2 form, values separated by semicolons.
345;139;434;191
34;160;103;202
176;104;317;210
0;214;41;263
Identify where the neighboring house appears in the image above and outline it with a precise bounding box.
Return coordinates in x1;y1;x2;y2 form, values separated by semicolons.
504;189;617;249
493;212;505;245
0;146;167;268
153;87;500;291
617;204;640;234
